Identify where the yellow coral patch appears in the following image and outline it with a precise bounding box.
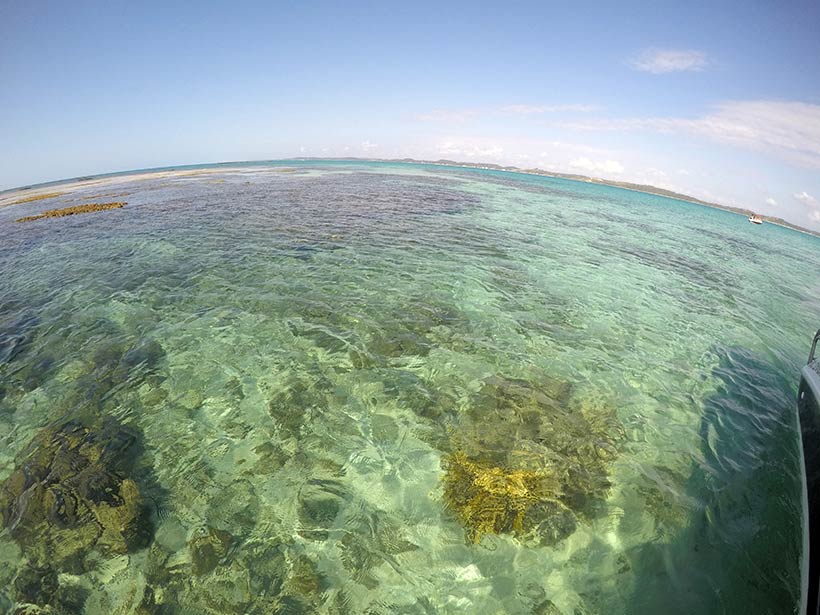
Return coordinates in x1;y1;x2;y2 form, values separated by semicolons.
443;452;562;542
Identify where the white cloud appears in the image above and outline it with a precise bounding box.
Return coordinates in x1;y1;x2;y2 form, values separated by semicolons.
629;48;710;74
794;191;818;206
436;140;503;159
361;140;378;152
402;136;726;198
569;157;624;175
438;140;458;155
426;136;625;175
466;145;504;158
501;104;599;114
810;210;820;223
766;197;777;206
560;100;820;169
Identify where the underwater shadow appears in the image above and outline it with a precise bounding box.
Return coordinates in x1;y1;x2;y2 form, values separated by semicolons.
625;344;803;614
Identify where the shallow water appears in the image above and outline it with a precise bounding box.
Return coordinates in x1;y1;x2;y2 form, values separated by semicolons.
0;161;818;614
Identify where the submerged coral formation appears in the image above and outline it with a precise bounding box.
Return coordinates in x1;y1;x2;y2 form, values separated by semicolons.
443;451;564;542
442;374;624;544
15;202;126;222
0;417;153;569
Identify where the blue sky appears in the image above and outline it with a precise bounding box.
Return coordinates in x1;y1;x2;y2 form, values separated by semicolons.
2;0;819;229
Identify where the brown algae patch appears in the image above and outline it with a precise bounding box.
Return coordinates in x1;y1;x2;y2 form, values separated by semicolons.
15;201;126;222
10;191;66;205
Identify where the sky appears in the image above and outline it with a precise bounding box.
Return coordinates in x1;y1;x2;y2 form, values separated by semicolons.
1;0;820;230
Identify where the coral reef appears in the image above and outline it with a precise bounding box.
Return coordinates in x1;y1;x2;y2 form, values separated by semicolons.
443;452;564;542
443;374;624;544
15;202;126;223
10;191;66;205
0;417;153;569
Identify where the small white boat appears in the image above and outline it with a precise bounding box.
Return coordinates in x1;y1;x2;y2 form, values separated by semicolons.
748;214;763;224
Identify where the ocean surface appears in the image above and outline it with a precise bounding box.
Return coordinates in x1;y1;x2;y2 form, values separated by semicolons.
0;161;818;614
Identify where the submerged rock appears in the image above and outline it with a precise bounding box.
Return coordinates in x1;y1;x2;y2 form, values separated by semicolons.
353;299;470;366
297;479;347;541
12;563;58;606
189;525;236;576
262;369;332;439
9;564;87;615
379;368;456;422
140;535;332;615
0;417;153;568
339;510;419;589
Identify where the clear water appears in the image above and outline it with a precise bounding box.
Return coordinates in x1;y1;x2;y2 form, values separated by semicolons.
0;161;818;614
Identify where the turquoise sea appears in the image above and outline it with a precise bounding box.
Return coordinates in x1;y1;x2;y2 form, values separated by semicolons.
0;161;818;614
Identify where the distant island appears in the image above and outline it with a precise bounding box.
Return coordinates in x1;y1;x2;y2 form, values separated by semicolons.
302;157;820;238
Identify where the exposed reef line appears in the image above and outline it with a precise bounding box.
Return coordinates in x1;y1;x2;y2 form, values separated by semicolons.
15;202;126;223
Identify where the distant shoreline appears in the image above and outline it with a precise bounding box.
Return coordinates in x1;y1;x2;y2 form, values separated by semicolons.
348;157;820;239
2;157;818;238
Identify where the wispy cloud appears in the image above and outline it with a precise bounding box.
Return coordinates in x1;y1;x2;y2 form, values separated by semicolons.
431;136;618;164
569;157;624;175
414;109;478;122
405;136;694;192
500;104;599;114
794;191;818;206
438;140;503;158
416;104;597;122
794;192;820;227
629;48;710;74
766;197;778;206
361;140;378;152
560;100;820;169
